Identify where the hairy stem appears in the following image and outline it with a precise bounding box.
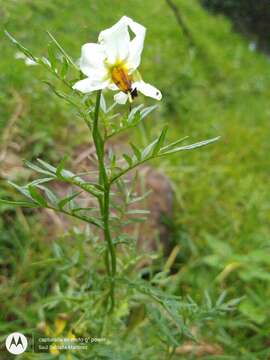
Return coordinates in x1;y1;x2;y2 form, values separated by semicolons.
92;90;116;312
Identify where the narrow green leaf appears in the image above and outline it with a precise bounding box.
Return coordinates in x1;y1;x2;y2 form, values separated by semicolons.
0;199;39;208
52;243;64;258
113;234;135;245
37;159;57;173
122;217;147;224
100;93;107;113
123;154;133;167
160;136;189;152
58;191;82;211
5;30;37;62
39;57;51;69
24;160;54;177
147;305;179;347
28;186;47;207
216;291;227;307
129;190;152;204
130;143;141;161
159;136;220;156
141;138;159;159
8;181;32;199
127;209;150;215
128;105;143;124
73;213;103;228
153;125;168;156
37;185;58;206
140;105;158;119
224;297;243;308
46;31;78;70
43;81;78;108
71;207;95;214
35;159;102;198
110;153;116;169
27;177;54;187
47;43;57;71
56;155;68;178
60;57;68;78
204;290;212;310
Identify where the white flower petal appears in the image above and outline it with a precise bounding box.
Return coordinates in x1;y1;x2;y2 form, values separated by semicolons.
25;58;38;66
73;78;109;93
114;92;128;104
98;16;130;64
15;51;37;66
124;16;146;71
133;80;162;100
79;43;107;77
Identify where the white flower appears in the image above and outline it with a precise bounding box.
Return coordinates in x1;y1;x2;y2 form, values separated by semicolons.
73;16;162;104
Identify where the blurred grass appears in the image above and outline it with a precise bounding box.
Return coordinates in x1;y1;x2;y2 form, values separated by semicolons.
1;0;270;357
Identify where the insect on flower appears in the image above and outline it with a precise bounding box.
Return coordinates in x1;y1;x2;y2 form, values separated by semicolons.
73;16;162;104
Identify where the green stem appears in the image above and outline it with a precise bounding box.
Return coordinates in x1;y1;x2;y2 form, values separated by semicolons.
103;182;116;311
92;90;116;312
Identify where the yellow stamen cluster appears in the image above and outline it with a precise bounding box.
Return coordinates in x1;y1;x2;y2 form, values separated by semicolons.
110;63;132;93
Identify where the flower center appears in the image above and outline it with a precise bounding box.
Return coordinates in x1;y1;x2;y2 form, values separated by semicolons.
110;64;132;93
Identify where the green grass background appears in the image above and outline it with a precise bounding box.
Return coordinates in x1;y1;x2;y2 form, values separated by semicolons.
1;0;270;358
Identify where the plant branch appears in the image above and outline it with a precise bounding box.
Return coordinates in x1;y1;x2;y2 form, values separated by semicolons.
110;137;220;184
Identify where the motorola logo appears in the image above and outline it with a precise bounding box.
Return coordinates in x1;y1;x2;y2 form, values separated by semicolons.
5;332;28;355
